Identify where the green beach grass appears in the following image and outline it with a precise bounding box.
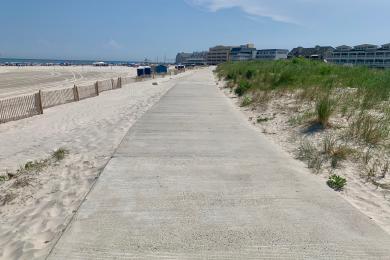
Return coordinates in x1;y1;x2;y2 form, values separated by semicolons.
217;58;390;106
217;58;389;135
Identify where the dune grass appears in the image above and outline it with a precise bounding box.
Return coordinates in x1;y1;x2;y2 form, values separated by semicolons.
315;95;335;127
0;148;70;205
217;58;390;141
217;58;390;105
1;148;69;184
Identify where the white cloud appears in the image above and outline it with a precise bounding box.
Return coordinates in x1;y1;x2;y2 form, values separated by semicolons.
186;0;300;24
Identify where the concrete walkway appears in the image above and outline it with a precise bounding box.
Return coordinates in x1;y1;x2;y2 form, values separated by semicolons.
49;68;390;259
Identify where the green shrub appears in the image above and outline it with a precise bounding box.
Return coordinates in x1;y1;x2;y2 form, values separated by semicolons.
245;69;255;79
274;70;294;86
257;117;271;123
226;72;236;81
327;174;347;191
235;81;251;96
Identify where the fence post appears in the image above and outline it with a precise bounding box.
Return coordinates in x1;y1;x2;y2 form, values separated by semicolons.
95;81;99;96
37;90;44;114
73;84;80;101
119;77;122;88
110;78;114;89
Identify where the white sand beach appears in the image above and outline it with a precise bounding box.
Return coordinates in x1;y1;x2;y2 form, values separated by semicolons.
0;70;192;260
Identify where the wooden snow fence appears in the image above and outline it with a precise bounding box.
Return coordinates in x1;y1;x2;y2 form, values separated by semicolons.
41;87;76;109
0;93;42;123
97;79;113;93
112;78;120;89
77;83;99;100
0;76;135;124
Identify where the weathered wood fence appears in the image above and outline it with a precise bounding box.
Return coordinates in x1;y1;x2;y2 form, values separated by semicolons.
41;87;75;108
0;77;123;124
0;93;42;123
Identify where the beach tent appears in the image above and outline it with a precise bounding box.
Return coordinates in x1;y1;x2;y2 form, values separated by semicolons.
155;64;168;74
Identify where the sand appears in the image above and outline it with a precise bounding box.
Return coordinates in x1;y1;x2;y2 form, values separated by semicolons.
0;66;136;98
0;70;192;260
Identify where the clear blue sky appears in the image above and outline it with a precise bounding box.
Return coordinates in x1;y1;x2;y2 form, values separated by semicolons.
1;0;389;61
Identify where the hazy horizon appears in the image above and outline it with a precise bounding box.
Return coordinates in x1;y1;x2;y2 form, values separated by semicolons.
1;0;389;61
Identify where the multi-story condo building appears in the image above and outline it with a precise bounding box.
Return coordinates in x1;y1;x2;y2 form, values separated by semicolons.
230;44;257;61
256;49;289;60
207;45;233;65
328;43;390;68
288;45;335;60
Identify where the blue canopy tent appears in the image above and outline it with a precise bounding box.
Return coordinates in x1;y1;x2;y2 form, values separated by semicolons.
154;64;168;74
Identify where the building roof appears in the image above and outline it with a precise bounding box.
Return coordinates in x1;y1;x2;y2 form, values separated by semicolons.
288;46;334;58
209;45;233;51
336;45;353;50
176;52;192;57
231;46;256;53
353;44;378;49
257;49;289;52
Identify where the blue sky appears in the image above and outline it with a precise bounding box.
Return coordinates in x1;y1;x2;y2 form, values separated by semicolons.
0;0;389;61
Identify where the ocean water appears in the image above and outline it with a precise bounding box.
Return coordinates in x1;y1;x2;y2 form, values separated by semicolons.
0;58;137;66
